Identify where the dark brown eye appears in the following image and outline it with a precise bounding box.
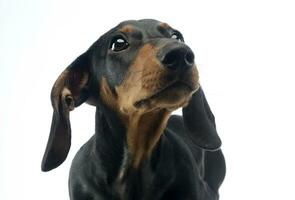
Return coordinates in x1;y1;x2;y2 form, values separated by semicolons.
110;36;129;52
171;31;184;42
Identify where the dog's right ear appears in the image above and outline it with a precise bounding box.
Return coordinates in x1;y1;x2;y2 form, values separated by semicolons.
41;52;91;172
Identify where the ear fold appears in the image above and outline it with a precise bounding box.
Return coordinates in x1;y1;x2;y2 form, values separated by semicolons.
182;87;221;151
41;52;91;171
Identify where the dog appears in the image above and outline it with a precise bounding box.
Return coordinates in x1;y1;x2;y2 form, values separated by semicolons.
41;19;226;200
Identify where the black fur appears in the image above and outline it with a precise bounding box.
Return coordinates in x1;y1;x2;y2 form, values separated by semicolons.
42;19;226;200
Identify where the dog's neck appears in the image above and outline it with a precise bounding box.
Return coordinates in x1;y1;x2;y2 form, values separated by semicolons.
97;77;172;169
95;103;173;198
123;109;171;168
95;103;170;171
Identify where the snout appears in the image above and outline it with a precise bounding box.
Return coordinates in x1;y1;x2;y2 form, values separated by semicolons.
158;43;195;71
155;42;198;91
131;42;199;110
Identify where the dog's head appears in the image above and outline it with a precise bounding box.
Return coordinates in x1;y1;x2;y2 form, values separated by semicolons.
92;19;199;114
42;19;216;171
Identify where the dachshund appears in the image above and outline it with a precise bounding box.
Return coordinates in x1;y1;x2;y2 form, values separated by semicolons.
41;19;226;200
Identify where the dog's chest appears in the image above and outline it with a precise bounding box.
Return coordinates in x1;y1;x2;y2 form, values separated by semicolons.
114;168;164;200
114;162;154;199
113;152;173;200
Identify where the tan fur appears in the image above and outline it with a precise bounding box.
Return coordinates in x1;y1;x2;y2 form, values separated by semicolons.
126;109;170;168
115;43;167;113
120;25;134;33
51;68;90;112
51;69;70;111
99;43;198;168
159;22;171;29
61;87;74;111
99;77;119;110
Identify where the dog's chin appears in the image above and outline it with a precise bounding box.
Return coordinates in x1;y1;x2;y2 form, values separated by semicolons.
134;81;199;111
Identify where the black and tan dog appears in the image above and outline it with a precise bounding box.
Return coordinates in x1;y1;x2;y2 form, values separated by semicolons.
41;19;226;200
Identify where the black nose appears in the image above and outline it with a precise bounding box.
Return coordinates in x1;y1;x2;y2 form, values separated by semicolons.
160;46;195;70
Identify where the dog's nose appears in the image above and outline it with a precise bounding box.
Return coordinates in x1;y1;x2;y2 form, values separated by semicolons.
160;46;195;71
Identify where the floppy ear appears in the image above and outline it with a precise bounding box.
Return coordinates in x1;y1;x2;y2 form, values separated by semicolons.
41;52;91;171
182;87;221;151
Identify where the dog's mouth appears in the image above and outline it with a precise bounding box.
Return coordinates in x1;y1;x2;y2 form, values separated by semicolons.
134;80;197;108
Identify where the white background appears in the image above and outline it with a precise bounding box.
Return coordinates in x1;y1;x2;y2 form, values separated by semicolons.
1;0;295;199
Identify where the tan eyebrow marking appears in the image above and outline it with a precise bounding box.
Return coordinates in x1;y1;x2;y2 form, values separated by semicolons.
119;25;134;33
159;22;171;29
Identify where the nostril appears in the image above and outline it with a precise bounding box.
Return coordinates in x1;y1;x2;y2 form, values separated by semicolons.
161;50;180;67
185;51;194;65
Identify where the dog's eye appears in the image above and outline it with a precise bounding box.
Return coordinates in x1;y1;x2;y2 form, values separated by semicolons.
171;32;184;42
110;36;129;52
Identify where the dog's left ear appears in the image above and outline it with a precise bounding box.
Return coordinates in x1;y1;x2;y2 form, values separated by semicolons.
182;87;221;151
41;52;91;171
